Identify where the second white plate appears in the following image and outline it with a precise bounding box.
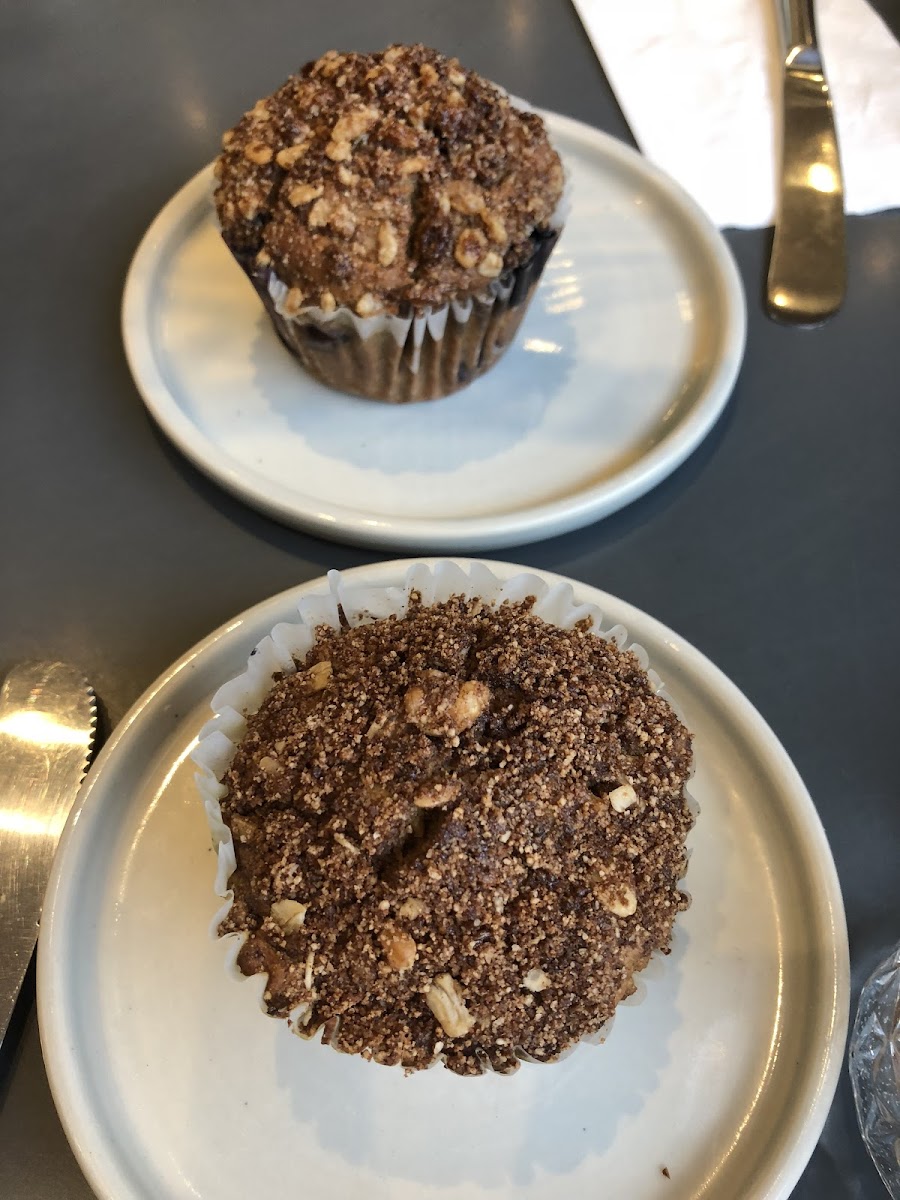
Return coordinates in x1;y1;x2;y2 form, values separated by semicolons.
122;114;746;550
39;560;846;1200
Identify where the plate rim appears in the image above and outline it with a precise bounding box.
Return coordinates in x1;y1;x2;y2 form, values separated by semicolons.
121;112;748;552
38;558;848;1200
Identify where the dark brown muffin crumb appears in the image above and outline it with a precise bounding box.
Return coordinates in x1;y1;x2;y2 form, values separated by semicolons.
214;44;564;316
219;596;693;1075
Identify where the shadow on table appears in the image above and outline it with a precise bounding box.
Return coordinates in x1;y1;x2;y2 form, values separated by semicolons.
0;959;35;1103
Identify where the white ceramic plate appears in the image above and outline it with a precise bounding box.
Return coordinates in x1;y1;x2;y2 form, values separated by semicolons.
122;114;746;551
39;560;847;1200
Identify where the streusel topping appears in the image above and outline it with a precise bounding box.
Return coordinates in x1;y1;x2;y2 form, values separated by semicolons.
219;596;693;1075
214;45;565;316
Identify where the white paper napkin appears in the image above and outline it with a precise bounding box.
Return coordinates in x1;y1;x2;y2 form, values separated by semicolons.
572;0;900;228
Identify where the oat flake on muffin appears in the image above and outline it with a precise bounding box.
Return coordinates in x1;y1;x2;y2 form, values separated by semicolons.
215;593;693;1076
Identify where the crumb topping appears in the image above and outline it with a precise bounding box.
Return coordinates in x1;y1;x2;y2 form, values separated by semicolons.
214;44;565;316
219;596;693;1075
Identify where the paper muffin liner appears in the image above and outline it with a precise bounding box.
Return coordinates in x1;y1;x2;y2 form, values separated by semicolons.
193;561;695;1071
228;106;569;404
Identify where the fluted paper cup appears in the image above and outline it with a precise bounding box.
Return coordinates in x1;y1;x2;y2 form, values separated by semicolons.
192;561;694;1073
226;105;570;404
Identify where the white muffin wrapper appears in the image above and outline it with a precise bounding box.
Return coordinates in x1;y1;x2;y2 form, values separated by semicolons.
193;561;695;1069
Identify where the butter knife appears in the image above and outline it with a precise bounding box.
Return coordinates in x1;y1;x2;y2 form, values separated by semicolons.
0;662;95;1045
766;0;846;325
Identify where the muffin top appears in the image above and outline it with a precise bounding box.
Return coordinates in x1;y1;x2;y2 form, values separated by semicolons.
214;44;565;317
219;595;693;1076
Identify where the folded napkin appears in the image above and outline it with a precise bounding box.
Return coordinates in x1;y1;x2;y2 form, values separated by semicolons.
572;0;900;228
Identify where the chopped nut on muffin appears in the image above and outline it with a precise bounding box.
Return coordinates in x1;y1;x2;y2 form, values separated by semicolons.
215;44;564;315
217;595;693;1075
213;45;566;402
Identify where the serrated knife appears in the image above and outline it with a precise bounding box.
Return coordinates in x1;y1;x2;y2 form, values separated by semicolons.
766;0;846;324
0;661;95;1045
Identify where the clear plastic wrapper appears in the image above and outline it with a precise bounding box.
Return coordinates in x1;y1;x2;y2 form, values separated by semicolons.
849;941;900;1197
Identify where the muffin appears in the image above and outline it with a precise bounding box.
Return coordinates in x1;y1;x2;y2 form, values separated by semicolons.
214;44;566;403
194;566;694;1075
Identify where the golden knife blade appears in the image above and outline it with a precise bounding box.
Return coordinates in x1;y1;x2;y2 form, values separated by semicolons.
0;662;95;1045
766;0;846;325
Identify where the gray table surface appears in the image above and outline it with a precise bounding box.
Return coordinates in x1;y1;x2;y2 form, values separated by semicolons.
2;0;899;1196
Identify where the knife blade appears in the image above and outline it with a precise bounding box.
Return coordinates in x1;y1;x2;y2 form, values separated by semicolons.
766;0;846;325
0;662;95;1046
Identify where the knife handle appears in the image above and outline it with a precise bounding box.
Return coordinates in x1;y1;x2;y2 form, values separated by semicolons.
766;0;846;326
